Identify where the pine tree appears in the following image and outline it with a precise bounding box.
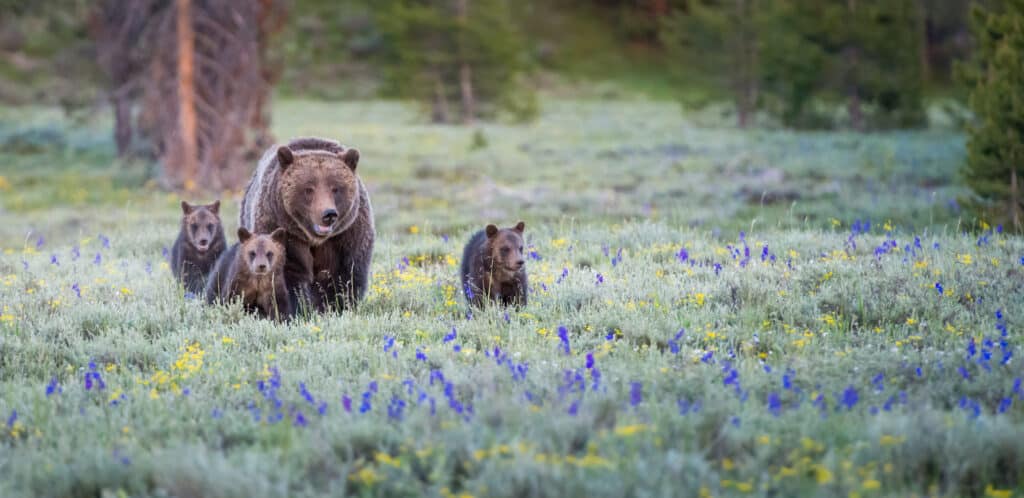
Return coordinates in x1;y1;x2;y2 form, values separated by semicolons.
958;0;1024;231
377;0;536;123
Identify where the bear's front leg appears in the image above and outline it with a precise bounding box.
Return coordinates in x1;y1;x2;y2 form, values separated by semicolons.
284;238;317;315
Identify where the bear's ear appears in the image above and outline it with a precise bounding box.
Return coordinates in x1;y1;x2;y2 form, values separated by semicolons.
277;146;294;169
270;228;287;244
340;147;359;171
514;221;525;233
208;200;221;215
237;227;252;243
485;224;499;238
181;201;193;215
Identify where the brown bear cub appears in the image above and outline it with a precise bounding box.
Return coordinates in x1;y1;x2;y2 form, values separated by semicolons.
171;200;226;295
205;227;292;321
460;222;529;308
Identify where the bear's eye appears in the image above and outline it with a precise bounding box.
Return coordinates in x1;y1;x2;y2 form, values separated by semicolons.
207;224;214;231
331;187;339;194
500;247;510;255
519;246;524;252
248;251;257;260
190;223;198;232
304;186;314;196
266;251;274;261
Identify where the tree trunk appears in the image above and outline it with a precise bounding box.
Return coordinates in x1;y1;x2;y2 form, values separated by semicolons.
915;0;931;83
176;0;198;191
846;0;864;132
431;72;451;124
456;0;475;124
733;0;758;128
112;93;132;157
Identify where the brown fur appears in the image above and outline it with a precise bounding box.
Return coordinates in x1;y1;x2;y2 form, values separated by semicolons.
239;137;374;313
204;228;292;321
460;222;528;308
170;200;226;294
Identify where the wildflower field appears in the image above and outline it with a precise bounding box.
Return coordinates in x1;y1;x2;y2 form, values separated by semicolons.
1;100;1022;498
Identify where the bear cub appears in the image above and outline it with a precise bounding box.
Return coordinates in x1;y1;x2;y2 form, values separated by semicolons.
460;221;528;308
205;227;292;321
171;200;226;295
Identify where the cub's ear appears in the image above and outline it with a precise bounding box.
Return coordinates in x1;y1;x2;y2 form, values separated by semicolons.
340;147;359;171
208;200;221;215
514;221;525;233
485;224;499;238
270;228;287;244
237;227;252;243
277;146;294;169
181;201;193;214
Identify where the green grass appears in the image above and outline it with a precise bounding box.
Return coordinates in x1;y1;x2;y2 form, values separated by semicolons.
0;99;1022;498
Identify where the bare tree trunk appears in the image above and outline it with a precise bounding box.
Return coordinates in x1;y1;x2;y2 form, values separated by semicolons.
432;72;451;124
176;0;198;191
112;93;132;156
460;63;476;125
733;0;758;128
846;0;864;132
456;0;476;124
915;0;931;83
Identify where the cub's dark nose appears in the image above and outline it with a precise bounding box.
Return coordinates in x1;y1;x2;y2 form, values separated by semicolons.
257;263;268;272
515;259;525;269
198;238;209;247
321;209;338;225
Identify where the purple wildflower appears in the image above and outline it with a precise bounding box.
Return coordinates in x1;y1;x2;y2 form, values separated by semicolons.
841;385;858;410
595;273;604;285
557;326;570;355
342;395;352;413
585;353;594;369
677;247;689;263
767;392;782;416
629;382;642;407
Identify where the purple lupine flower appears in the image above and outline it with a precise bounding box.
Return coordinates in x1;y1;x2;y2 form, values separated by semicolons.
93;253;102;265
557;267;569;284
6;410;16;428
100;234;110;249
342;395;352;413
840;385;858;410
998;397;1012;413
585;353;594;369
35;236;44;249
629;382;642;407
677;247;688;263
293;411;308;427
557;326;570;355
935;282;943;295
50;254;58;266
595;273;604;285
443;327;457;343
45;377;60;396
668;328;685;354
416;349;427;361
767;392;782;416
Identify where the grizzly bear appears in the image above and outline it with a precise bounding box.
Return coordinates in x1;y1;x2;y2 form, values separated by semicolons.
460;222;528;308
204;227;292;321
239;137;374;313
170;200;226;295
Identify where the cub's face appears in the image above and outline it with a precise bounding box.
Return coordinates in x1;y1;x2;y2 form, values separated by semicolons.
237;228;287;276
181;200;221;253
277;146;360;244
486;221;526;275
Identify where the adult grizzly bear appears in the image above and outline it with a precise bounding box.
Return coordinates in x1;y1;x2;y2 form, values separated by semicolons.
239;137;374;312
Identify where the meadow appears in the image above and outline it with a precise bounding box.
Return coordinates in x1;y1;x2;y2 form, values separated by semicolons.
0;100;1022;498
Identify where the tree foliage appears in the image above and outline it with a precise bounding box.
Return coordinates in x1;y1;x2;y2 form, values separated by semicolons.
958;0;1024;230
375;0;537;123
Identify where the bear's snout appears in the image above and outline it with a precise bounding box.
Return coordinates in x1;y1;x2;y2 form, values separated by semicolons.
515;259;525;269
321;208;338;226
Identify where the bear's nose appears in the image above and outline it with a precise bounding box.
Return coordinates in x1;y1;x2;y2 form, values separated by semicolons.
321;209;338;225
198;238;209;247
257;263;268;272
515;259;525;269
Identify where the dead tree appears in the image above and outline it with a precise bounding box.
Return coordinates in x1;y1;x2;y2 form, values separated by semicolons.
90;0;287;191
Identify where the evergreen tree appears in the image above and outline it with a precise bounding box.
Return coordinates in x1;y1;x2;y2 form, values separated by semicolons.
376;0;537;123
660;0;768;127
958;0;1024;230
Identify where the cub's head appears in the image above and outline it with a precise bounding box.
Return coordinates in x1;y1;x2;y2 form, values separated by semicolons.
485;221;526;275
237;227;287;276
180;200;222;253
276;145;361;244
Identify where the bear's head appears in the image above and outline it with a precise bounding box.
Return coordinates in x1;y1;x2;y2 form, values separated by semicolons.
485;221;526;277
237;227;287;276
276;145;361;244
180;200;222;254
